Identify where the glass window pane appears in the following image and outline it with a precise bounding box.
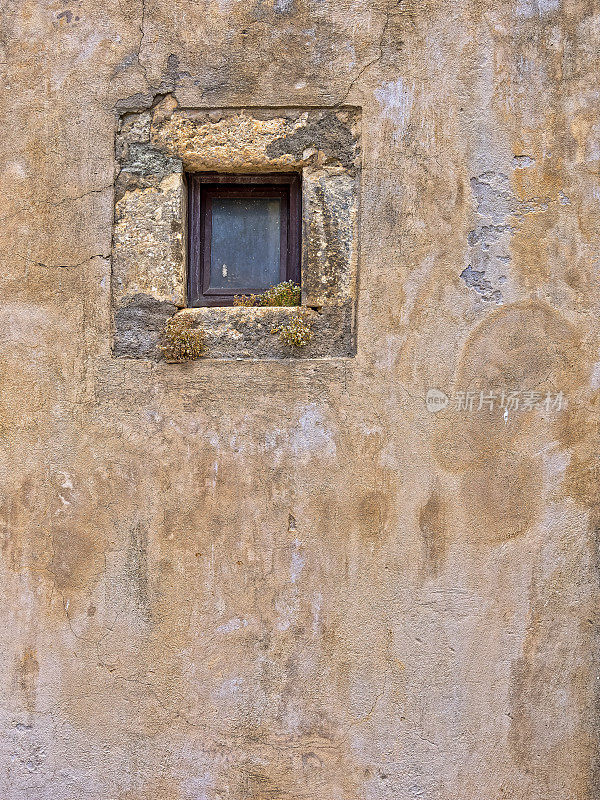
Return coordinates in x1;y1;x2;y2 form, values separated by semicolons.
209;198;281;291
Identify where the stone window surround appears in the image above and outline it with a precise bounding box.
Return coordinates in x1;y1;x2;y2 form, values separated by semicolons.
112;101;361;360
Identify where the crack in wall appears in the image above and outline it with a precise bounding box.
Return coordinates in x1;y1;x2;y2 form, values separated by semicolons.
15;254;110;270
137;0;149;83
337;3;396;105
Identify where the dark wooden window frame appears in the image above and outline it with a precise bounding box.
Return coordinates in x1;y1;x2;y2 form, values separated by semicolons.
187;172;301;307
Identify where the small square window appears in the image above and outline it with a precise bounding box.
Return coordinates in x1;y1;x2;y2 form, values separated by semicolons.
187;173;301;307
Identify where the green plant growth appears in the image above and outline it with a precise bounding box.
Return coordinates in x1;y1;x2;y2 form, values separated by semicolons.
233;281;301;307
271;309;314;348
160;314;207;361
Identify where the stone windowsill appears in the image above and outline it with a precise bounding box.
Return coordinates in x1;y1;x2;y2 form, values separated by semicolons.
166;304;355;360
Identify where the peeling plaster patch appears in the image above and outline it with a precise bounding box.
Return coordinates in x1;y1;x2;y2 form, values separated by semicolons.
75;32;104;63
113;52;138;75
216;677;243;698
513;155;536;168
217;617;248;634
274;0;295;12
516;0;560;17
379;442;401;470
290;542;305;584
463;172;514;303
311;592;322;635
542;447;570;481
3;161;27;181
375;78;415;139
274;599;296;631
57;472;73;490
590;360;600;390
374;333;405;370
402;254;434;321
471;171;512;215
290;404;336;458
460;266;503;303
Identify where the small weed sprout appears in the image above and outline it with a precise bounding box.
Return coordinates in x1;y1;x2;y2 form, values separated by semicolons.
260;281;301;306
160;314;207;361
234;281;301;307
271;308;313;348
232;293;259;307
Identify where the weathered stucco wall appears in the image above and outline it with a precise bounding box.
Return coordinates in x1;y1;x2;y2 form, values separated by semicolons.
1;1;599;798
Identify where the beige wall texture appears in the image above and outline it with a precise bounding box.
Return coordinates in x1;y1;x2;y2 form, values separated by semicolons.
1;0;599;798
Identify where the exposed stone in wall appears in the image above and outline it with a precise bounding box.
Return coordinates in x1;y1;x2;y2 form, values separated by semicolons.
112;105;360;359
113;173;185;306
1;0;599;798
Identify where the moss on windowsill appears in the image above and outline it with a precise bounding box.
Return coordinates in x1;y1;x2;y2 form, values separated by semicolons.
233;281;301;308
271;308;314;347
159;314;207;362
